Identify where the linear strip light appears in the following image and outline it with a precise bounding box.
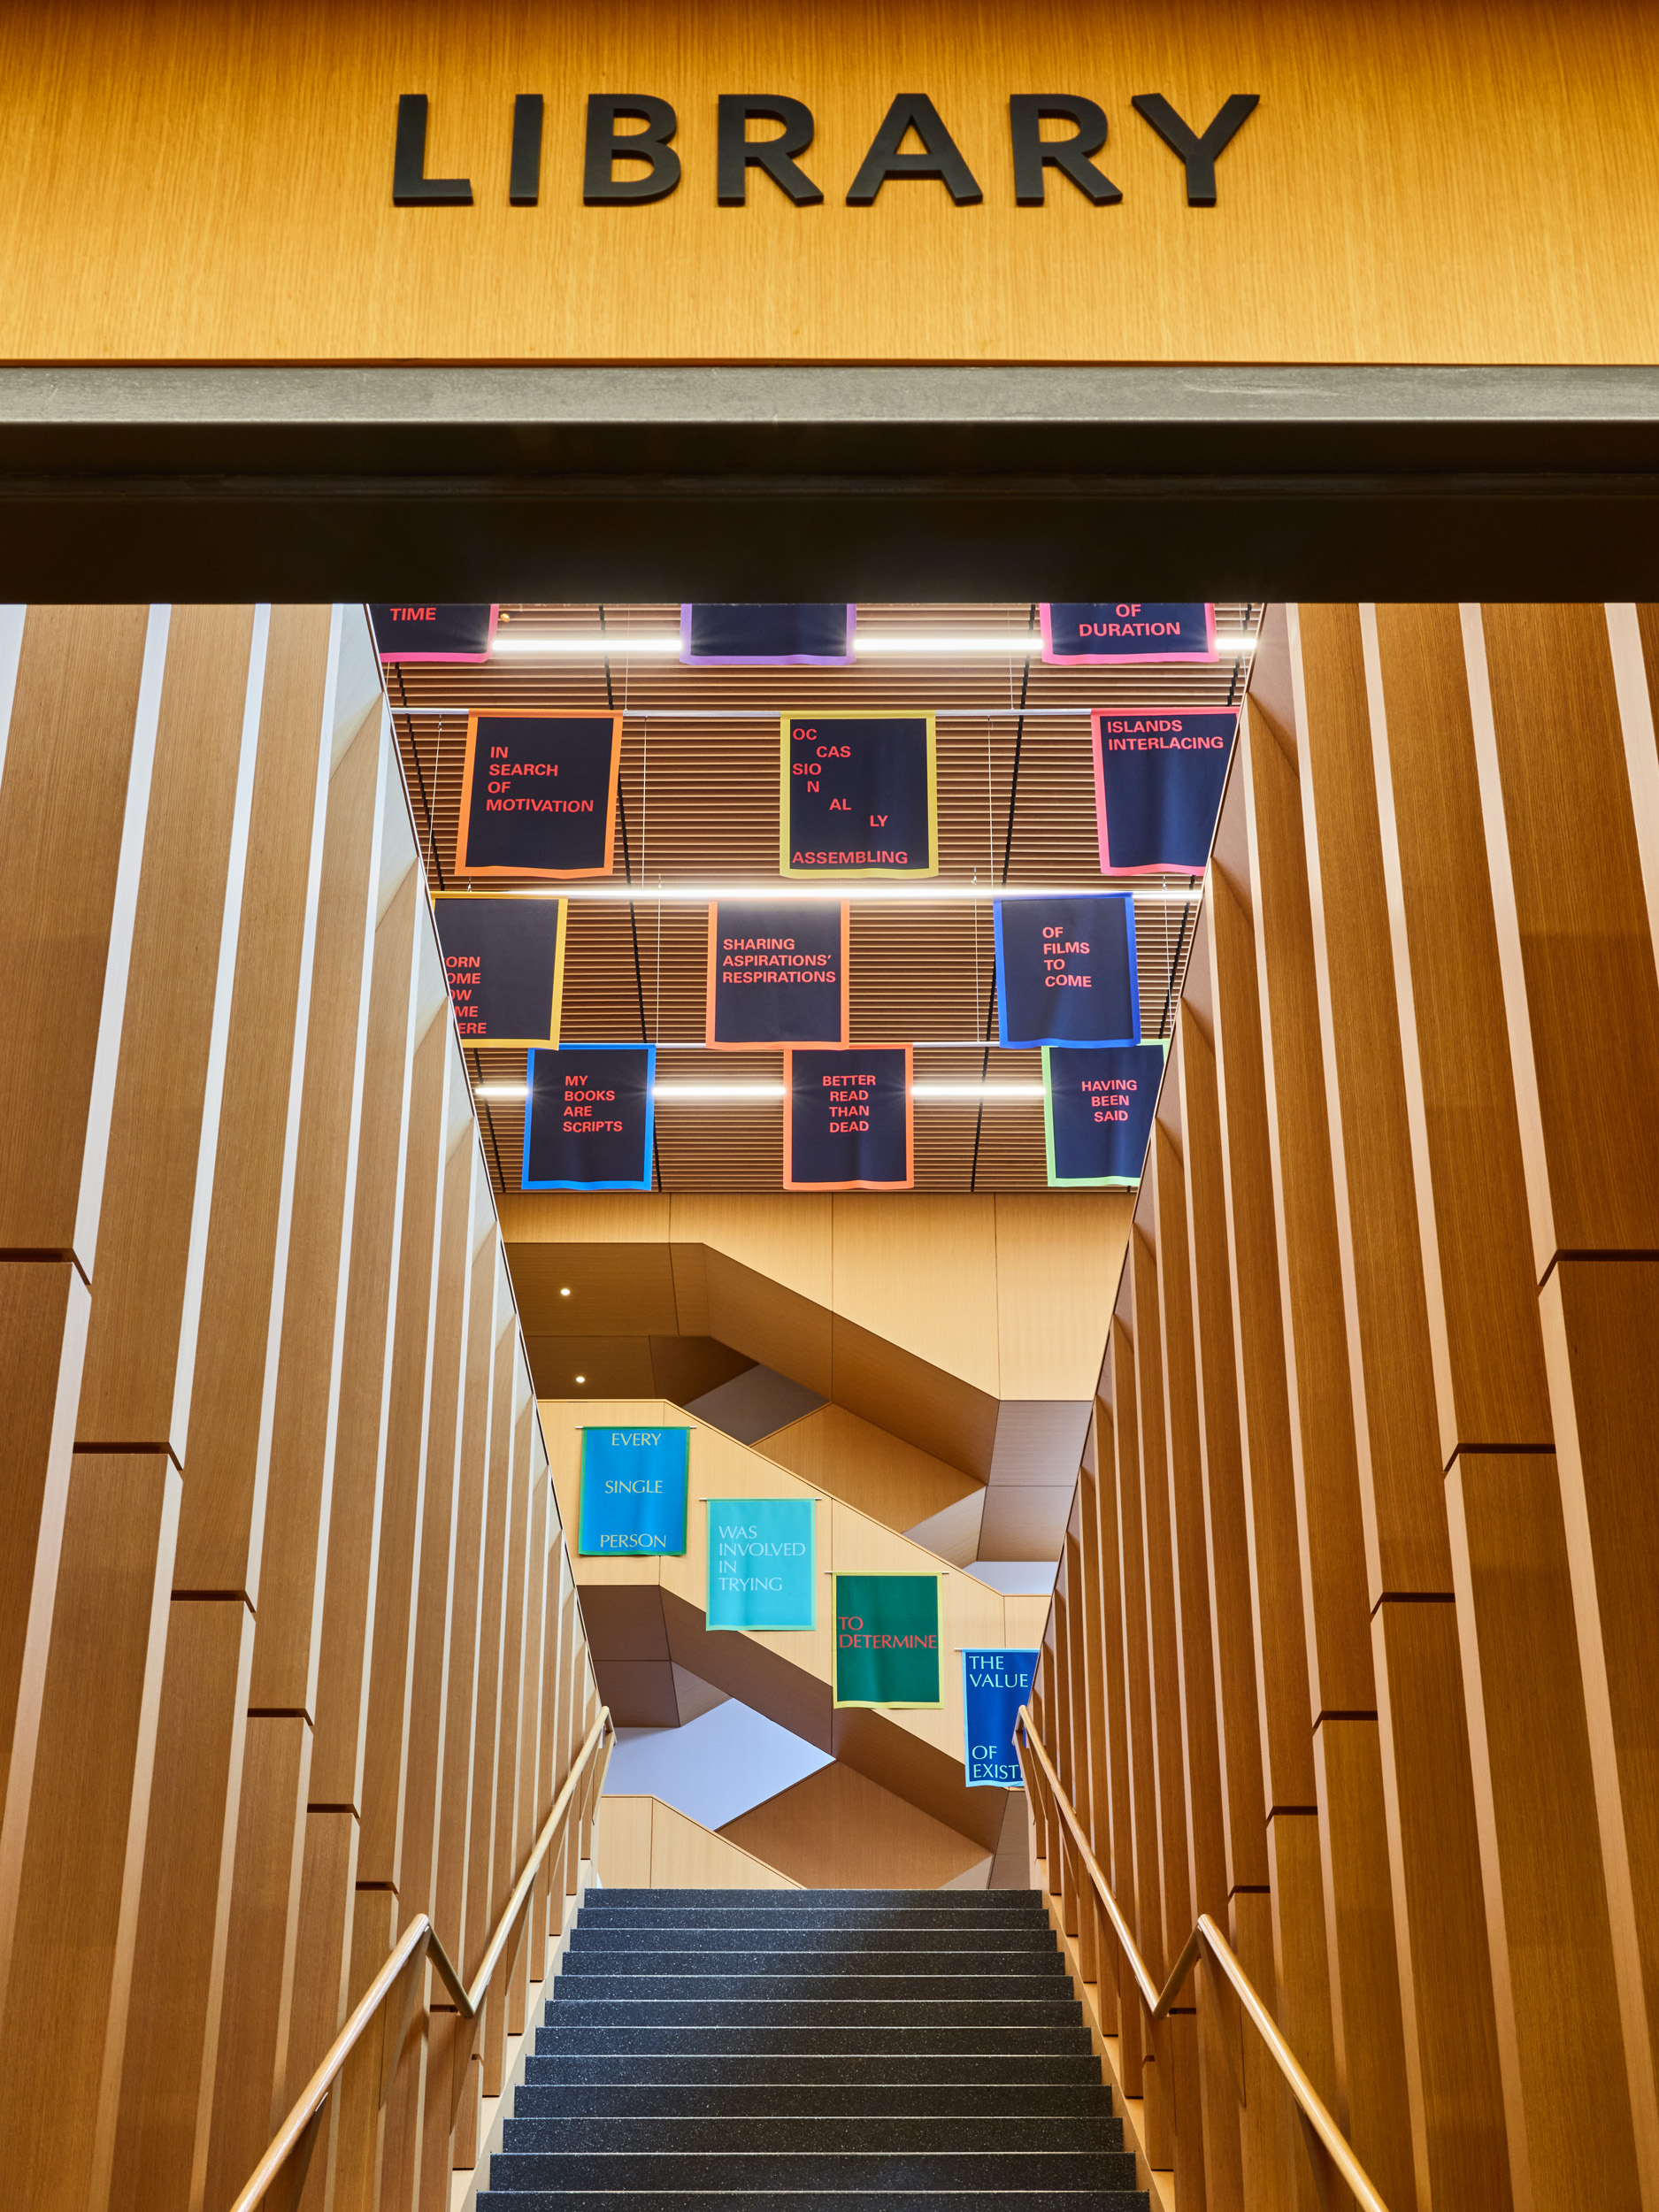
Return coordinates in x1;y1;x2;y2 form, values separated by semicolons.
473;1079;1047;1102
487;632;1255;659
459;881;1202;904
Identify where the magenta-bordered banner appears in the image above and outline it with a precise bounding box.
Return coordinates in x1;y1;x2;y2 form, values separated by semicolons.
1040;603;1215;666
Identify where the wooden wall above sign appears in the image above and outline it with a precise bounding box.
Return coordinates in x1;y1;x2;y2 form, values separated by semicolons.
1;0;1657;365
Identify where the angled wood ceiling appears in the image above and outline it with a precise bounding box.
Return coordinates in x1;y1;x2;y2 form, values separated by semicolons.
389;602;1261;1192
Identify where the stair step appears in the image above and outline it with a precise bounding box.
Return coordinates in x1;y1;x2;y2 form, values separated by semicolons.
522;2053;1107;2085
563;1947;1065;1972
502;2117;1124;2154
552;1974;1070;2001
576;1909;1049;1932
486;2152;1141;2191
544;1998;1081;2026
581;1890;1043;1909
568;1926;1061;1955
512;2083;1114;2116
480;2194;1146;2212
534;2025;1094;2055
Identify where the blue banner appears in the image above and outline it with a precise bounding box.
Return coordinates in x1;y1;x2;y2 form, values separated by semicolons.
1043;1041;1167;1187
524;1044;655;1191
781;713;938;879
455;710;621;879
579;1425;689;1556
963;1648;1040;1786
682;603;855;664
785;1046;912;1190
1091;706;1238;874
705;1498;817;1629
1041;603;1215;665
706;897;849;1049
370;603;499;664
994;892;1140;1048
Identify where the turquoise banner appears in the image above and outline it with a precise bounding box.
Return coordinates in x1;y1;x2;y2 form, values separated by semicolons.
705;1498;817;1630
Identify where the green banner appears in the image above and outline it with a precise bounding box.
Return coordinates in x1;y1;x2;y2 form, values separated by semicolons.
833;1572;941;1707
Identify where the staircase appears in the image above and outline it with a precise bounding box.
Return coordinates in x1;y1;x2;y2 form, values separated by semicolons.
480;1887;1148;2208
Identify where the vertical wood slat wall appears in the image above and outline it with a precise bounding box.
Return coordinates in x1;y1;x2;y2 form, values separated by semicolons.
0;603;604;2212
1028;602;1659;2212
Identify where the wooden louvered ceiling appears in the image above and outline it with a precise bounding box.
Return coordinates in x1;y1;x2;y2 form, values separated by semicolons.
388;603;1262;1194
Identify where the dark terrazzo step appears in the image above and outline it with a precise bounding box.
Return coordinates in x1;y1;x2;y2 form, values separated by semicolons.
501;2116;1124;2154
521;2051;1105;2086
480;2193;1147;2212
552;1973;1071;2002
511;2081;1113;2118
487;2151;1140;2192
562;1944;1066;1972
582;1890;1044;1909
533;2024;1094;2057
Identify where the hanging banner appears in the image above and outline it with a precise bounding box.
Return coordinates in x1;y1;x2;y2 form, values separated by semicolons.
1091;706;1239;875
579;1425;689;1556
454;710;622;880
784;1045;912;1191
682;604;856;666
780;712;938;879
706;898;850;1051
705;1498;817;1630
433;893;565;1048
833;1573;941;1708
370;603;499;664
523;1044;655;1191
994;892;1140;1049
1042;1041;1168;1187
1040;603;1216;666
963;1648;1041;1787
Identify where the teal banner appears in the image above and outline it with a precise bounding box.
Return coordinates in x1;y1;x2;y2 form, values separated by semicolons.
833;1572;941;1707
705;1498;817;1630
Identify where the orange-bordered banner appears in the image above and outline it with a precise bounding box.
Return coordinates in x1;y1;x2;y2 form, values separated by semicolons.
455;710;622;879
706;897;851;1050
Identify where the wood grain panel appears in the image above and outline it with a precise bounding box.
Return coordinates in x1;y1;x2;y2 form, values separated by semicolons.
828;1311;999;1481
1475;603;1659;1270
0;1450;179;2212
1172;1019;1269;1892
994;1194;1132;1401
1448;1449;1640;2212
1092;1403;1138;2064
504;1240;681;1339
1543;1259;1659;2198
359;1013;450;1888
1111;1315;1164;2139
757;1400;979;1534
1238;694;1373;1715
280;1809;357;2185
203;1716;311;2212
1367;603;1553;1456
0;604;157;1265
172;604;338;1593
249;707;387;1711
7;2;1659;365
720;1761;988;1890
311;866;422;1806
395;1130;478;1933
703;1246;833;1397
1293;602;1448;1598
110;1597;255;2212
76;603;261;1456
1371;1595;1511;2212
831;1194;1000;1393
644;1797;799;1889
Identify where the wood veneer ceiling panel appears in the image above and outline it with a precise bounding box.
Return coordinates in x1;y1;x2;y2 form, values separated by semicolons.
392;602;1259;1194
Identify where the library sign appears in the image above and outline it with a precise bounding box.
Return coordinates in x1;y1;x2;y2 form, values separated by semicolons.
392;89;1259;209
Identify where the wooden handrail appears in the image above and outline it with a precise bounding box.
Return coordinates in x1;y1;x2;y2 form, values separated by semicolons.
228;1705;614;2212
1015;1707;1390;2212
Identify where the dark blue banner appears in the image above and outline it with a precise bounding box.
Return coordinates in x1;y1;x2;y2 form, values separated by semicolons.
524;1044;655;1191
1041;603;1215;665
963;1648;1040;1787
785;1046;912;1190
1043;1041;1167;1187
706;898;849;1049
681;604;855;665
994;893;1140;1048
1091;707;1238;875
781;714;937;879
456;711;621;879
434;894;565;1048
370;603;499;663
